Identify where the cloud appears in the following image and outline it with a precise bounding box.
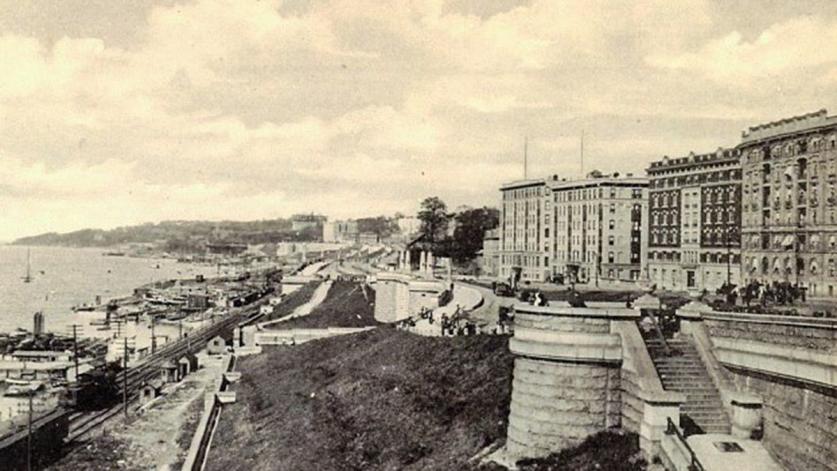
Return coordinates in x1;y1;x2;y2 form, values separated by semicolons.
647;16;837;84
1;0;836;240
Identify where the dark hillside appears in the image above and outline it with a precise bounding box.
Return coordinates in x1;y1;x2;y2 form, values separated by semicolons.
207;328;513;471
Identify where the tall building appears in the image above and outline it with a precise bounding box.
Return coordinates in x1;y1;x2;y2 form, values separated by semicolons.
739;109;837;297
499;178;547;282
646;149;742;292
498;174;647;285
479;228;500;277
547;174;648;284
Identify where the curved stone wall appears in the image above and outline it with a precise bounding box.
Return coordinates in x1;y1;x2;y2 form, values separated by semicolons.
503;304;635;461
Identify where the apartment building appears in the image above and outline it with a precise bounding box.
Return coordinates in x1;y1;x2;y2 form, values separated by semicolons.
498;178;547;282
498;174;647;285
646;149;742;292
739;109;837;297
547;175;648;284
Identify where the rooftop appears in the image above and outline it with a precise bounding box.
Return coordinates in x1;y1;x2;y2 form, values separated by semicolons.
545;173;648;190
740;109;837;144
499;177;546;190
648;147;739;172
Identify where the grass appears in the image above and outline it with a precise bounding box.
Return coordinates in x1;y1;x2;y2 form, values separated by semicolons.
275;280;379;329
206;328;513;471
261;281;322;322
511;430;646;471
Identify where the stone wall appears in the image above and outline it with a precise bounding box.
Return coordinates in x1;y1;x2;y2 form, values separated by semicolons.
502;305;631;461
702;311;837;471
373;272;443;323
506;357;620;458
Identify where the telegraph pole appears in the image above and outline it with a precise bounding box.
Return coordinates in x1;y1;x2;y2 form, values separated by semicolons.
70;324;81;382
150;316;157;355
27;390;33;471
122;337;128;418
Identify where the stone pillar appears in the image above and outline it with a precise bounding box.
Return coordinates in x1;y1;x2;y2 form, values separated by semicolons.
730;393;763;439
638;391;683;458
419;251;427;273
426;251;434;277
503;304;636;461
676;300;709;336
405;250;412;272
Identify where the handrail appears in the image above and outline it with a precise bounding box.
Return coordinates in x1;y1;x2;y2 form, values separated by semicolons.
665;417;705;471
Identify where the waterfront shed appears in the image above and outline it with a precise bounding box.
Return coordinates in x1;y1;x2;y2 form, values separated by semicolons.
206;336;226;355
139;379;164;405
160;360;179;383
178;353;199;378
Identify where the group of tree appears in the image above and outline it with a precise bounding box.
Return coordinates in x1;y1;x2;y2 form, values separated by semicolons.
416;196;499;264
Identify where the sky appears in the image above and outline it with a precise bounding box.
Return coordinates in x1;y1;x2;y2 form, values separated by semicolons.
1;0;837;241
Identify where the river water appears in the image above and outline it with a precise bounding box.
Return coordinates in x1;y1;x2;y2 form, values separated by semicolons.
0;245;217;335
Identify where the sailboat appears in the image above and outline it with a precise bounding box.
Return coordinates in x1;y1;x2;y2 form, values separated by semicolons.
22;248;32;283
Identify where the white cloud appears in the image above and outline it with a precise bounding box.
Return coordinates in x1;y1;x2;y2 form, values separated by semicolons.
647;16;837;83
1;0;836;240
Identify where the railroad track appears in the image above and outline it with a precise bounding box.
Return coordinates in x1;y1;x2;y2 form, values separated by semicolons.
65;298;267;443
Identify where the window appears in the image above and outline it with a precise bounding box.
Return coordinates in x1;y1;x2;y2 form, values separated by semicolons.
609;219;615;230
610;203;616;213
608;235;615;246
608;252;615;263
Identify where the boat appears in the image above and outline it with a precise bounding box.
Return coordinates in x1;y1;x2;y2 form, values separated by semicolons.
21;248;32;283
103;251;126;257
72;304;96;312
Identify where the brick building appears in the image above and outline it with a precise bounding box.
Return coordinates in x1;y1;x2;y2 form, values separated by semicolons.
646;148;742;292
739;109;837;297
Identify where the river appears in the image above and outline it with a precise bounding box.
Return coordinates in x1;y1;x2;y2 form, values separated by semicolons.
0;245;218;334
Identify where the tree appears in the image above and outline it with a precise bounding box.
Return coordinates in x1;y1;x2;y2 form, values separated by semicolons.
450;207;499;263
417;197;450;244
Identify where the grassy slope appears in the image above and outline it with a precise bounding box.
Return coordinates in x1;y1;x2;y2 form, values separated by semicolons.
261;281;322;322
275;280;379;329
207;328;513;471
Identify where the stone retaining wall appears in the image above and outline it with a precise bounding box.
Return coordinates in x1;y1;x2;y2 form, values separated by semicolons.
700;310;837;471
502;304;630;461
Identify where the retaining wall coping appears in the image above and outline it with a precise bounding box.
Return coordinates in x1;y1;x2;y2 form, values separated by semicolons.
509;335;622;364
514;304;640;319
712;337;837;388
701;310;837;330
637;389;686;405
729;391;763;407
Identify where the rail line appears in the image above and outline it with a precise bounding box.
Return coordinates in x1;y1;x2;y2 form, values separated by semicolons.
65;297;268;443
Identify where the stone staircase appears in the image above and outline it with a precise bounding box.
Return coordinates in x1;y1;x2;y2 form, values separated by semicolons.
644;335;731;434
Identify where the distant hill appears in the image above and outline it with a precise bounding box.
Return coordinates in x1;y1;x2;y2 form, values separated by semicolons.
11;218;321;249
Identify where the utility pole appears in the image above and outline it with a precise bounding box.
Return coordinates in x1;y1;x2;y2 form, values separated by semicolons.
150;316;156;355
580;130;585;178
523;135;529;179
122;336;128;418
27;389;33;471
70;324;81;382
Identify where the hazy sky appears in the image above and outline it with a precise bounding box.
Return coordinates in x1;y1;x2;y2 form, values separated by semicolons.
2;0;837;241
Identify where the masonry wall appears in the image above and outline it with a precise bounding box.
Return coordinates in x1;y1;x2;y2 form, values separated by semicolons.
704;315;837;471
504;307;625;461
506;358;620;458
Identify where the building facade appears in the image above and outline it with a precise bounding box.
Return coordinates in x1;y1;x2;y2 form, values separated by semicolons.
498;174;647;285
739;109;837;298
322;220;359;243
646;149;742;292
479;228;500;277
499;179;547;282
547;175;648;284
